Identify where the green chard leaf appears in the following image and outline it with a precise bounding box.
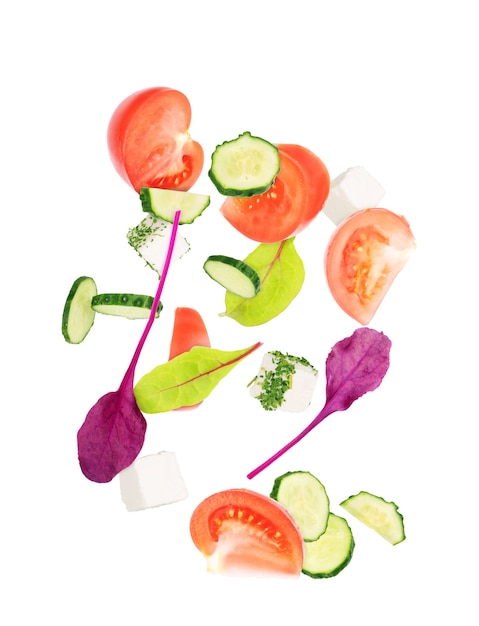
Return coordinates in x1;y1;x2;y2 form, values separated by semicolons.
134;342;262;413
222;238;305;326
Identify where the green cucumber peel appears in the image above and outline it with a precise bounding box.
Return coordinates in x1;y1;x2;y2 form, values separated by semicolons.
134;342;262;413
222;238;304;326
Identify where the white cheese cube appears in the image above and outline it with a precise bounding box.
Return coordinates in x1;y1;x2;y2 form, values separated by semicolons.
249;351;318;412
119;451;188;512
322;166;385;225
127;215;190;276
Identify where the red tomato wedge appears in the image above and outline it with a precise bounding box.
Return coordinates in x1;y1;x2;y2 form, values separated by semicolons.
325;208;416;325
168;307;210;360
168;307;210;410
107;87;204;193
190;488;304;578
219;144;329;243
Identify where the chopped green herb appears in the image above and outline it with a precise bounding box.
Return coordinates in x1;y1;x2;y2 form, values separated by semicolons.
127;216;168;249
249;351;317;411
127;215;190;276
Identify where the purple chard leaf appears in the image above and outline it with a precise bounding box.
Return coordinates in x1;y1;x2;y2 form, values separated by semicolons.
77;375;146;484
323;327;392;415
247;327;392;479
77;211;181;484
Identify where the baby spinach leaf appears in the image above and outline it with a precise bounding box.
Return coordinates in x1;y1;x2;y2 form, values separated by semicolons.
222;238;304;326
134;342;262;413
247;328;391;479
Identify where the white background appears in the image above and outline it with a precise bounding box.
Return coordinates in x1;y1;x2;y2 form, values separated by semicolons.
1;1;477;623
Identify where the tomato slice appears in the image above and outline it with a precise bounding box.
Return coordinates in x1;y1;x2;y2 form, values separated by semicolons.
325;208;416;325
168;307;210;410
277;144;330;230
190;488;304;577
107;87;204;193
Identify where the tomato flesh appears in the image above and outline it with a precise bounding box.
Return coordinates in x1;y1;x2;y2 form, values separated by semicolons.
190;489;304;577
107;87;204;193
325;208;416;325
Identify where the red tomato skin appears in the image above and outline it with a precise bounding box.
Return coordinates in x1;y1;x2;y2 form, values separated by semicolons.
325;208;416;325
190;488;304;578
168;307;210;411
107;87;203;193
277;144;330;230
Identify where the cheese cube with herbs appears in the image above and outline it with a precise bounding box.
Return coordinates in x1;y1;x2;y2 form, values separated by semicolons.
322;166;385;225
127;215;190;276
249;351;318;412
119;451;188;512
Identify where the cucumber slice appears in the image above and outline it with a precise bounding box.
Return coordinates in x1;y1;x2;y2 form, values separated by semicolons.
139;188;210;224
91;294;163;320
270;471;330;542
203;254;261;298
62;276;97;344
209;131;280;197
302;513;355;578
340;491;405;545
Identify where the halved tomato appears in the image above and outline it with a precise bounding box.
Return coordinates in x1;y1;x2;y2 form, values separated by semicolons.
107;87;204;193
325;208;416;325
219;144;329;243
168;307;210;411
190;488;304;578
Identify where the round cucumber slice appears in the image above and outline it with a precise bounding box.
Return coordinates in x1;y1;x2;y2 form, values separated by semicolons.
62;276;97;344
203;254;261;298
270;471;330;542
139;188;211;224
340;491;406;545
91;294;163;320
302;513;355;578
209;131;280;197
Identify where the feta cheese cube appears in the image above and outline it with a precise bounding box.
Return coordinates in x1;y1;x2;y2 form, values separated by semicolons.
322;166;385;225
119;451;188;512
127;215;190;276
249;351;318;412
